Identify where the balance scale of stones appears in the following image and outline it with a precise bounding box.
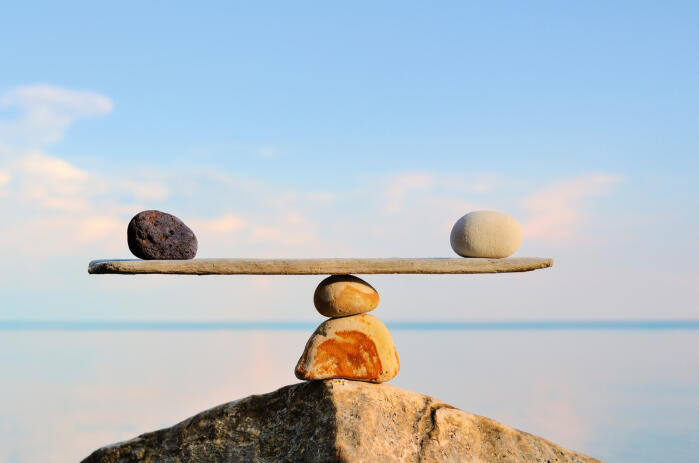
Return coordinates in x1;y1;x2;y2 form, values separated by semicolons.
88;257;553;382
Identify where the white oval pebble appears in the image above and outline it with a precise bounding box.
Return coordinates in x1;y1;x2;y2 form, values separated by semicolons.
449;210;523;258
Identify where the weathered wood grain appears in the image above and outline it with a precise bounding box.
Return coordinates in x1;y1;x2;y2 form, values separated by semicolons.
88;257;553;275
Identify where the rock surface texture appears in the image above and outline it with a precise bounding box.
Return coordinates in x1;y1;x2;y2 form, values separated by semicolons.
295;314;400;382
127;210;197;260
450;210;523;258
314;274;379;317
81;380;602;463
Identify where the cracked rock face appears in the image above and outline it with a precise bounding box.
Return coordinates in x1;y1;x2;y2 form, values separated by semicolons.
81;380;602;463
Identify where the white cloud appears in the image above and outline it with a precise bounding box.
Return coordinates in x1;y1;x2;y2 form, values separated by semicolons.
190;214;248;234
256;146;277;158
384;172;434;212
0;85;135;255
0;170;10;187
0;130;623;261
0;215;122;258
305;192;335;203
431;174;503;194
0;84;112;146
467;175;502;192
75;216;123;243
119;181;170;202
20;151;89;181
0;85;626;293
10;151;91;212
522;173;622;240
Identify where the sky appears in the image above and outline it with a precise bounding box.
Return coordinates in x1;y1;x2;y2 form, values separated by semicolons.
1;3;699;462
0;2;699;320
0;2;699;326
1;1;698;321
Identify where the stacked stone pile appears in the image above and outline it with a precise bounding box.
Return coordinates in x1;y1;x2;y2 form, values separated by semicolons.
295;275;400;383
79;208;595;462
123;209;523;386
293;209;523;385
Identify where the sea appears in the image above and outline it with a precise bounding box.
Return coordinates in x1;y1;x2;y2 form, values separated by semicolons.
1;321;697;462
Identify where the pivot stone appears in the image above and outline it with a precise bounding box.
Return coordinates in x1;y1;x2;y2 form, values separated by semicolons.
314;275;379;317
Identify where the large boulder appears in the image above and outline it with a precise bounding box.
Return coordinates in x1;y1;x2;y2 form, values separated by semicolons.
81;380;601;463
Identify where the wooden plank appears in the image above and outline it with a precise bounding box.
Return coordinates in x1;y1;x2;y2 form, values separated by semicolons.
88;257;553;275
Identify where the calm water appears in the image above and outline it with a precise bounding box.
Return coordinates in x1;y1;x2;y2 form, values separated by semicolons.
1;324;697;462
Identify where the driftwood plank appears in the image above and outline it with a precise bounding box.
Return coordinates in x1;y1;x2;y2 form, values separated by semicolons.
88;257;553;275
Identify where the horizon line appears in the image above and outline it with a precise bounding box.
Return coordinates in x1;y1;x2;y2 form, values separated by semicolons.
1;320;698;331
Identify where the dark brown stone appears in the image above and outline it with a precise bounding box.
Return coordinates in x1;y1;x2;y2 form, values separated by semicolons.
127;210;197;260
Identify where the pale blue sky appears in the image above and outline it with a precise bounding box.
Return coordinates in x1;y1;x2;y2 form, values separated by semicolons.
0;2;697;321
2;1;698;179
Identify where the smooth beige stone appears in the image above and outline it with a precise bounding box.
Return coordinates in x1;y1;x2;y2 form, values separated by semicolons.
314;275;379;317
81;379;603;463
450;210;523;258
88;257;552;275
295;314;399;383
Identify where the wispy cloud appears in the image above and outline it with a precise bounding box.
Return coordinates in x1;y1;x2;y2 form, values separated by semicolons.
0;85;113;147
0;84;623;265
0;170;10;187
521;173;623;241
256;146;277;159
21;151;89;181
190;214;248;234
118;180;170;202
11;152;90;212
383;172;434;213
